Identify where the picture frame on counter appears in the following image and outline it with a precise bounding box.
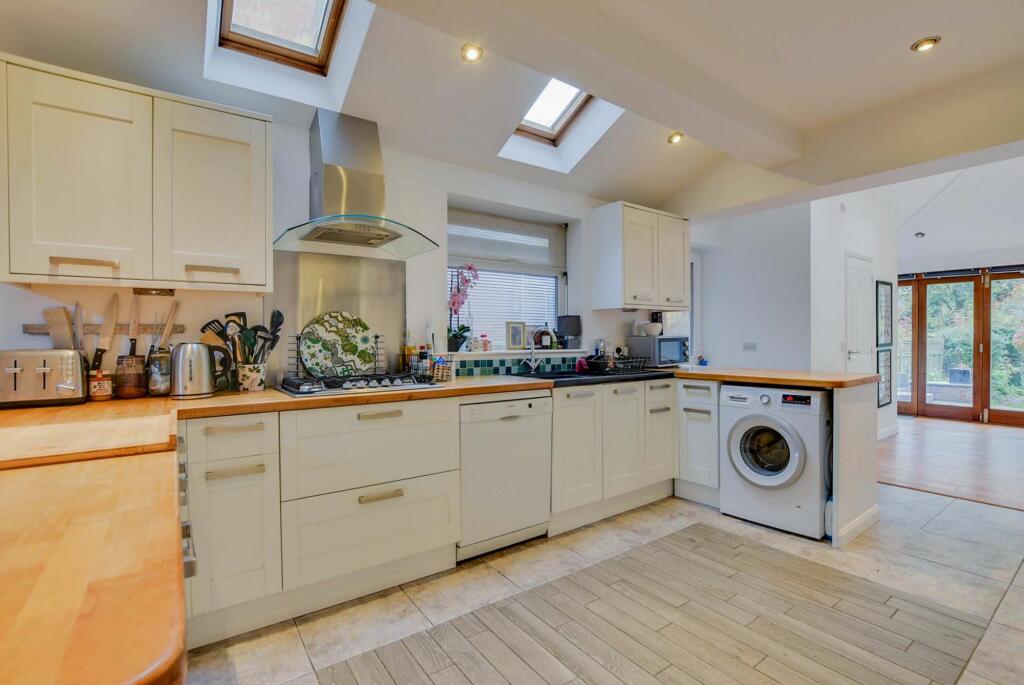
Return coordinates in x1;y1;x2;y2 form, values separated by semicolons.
877;348;892;407
876;280;893;348
506;321;527;350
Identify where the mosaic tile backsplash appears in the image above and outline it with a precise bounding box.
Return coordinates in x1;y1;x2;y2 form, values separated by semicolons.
455;355;586;376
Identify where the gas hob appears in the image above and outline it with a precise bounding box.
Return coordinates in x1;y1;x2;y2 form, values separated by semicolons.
279;373;436;396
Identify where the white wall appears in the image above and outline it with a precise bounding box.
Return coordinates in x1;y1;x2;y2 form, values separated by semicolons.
382;149;637;351
698;204;812;369
0;122;310;370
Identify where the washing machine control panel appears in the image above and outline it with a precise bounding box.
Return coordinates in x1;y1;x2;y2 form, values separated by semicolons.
759;394;771;405
781;393;813;406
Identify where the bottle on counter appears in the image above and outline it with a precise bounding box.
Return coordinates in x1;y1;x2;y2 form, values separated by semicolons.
480;334;491;352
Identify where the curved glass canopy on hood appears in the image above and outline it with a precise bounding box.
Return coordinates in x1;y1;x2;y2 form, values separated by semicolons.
273;214;438;259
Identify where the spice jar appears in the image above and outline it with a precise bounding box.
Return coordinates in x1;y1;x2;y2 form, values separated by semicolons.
88;370;113;401
114;355;147;399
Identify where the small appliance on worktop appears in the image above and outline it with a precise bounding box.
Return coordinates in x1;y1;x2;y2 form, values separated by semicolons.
0;349;87;408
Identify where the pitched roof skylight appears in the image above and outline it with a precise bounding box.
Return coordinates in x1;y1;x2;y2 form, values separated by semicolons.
517;78;592;145
220;0;347;75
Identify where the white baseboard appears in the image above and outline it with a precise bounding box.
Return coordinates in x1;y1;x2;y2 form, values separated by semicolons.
877;424;899;440
548;480;672;537
186;545;454;648
673;479;719;508
832;504;880;549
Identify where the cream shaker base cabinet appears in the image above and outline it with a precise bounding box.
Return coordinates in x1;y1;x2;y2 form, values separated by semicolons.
282;471;460;590
678;380;720;488
6;64;153;279
590;201;690;310
154;100;268;285
188;452;282;615
645;380;679;483
602;381;647;498
552;387;604;513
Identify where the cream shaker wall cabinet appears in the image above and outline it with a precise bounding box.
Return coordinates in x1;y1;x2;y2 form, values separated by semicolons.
590;201;690;310
0;53;272;291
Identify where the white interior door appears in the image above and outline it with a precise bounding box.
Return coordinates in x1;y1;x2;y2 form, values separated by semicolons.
845;253;874;372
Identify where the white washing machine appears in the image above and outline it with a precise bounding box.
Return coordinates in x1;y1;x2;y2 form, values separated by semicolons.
719;385;831;539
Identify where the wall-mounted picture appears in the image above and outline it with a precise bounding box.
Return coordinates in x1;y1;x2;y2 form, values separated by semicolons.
877;348;892;407
876;280;893;348
506;321;527;350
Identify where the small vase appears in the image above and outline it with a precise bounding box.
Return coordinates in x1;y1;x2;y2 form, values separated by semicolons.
237;363;267;392
447;336;466;353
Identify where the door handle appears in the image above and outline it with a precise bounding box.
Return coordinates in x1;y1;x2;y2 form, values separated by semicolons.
683;407;711;416
613;387;638;395
566;390;594;399
649;406;672;414
49;255;120;270
184;263;241;275
358;488;405;504
204;422;264;435
357;409;403;421
682;384;710;392
651;383;672;390
205;463;266;481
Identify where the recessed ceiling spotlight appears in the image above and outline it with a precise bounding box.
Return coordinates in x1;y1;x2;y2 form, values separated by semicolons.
667;131;685;145
461;43;484;62
914;231;926;238
910;36;941;52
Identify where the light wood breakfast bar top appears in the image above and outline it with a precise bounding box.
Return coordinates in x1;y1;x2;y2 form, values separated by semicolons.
675;366;880;389
0;375;554;470
0;451;185;685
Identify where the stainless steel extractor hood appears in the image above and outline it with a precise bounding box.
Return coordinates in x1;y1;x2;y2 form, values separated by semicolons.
273;110;438;259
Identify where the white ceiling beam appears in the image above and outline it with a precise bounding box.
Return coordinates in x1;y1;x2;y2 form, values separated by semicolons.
370;0;802;167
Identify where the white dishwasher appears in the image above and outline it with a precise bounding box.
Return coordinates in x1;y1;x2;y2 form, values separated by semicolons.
458;392;553;560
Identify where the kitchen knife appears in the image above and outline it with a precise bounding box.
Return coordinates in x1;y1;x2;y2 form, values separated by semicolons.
43;307;75;349
127;296;139;356
91;294;119;371
156;300;179;351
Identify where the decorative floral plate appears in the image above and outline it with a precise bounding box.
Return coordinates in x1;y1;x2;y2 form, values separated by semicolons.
299;311;376;377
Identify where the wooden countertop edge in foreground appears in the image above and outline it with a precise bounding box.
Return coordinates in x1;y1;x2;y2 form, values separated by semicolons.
0;452;185;685
675;367;880;389
0;376;555;470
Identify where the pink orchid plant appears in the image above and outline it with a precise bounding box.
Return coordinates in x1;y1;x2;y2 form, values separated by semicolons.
448;264;479;341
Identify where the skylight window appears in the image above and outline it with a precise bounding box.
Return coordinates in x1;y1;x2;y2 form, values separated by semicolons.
219;0;347;75
516;78;592;146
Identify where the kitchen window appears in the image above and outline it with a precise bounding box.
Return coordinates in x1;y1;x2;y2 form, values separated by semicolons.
219;0;347;75
515;78;592;146
447;209;566;349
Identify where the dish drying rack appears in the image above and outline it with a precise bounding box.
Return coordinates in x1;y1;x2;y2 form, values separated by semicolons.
286;333;390;379
585;355;650;375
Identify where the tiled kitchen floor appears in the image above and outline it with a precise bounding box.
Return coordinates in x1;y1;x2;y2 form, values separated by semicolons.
187;487;1024;684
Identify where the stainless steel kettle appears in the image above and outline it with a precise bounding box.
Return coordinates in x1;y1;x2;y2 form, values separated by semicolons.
170;343;231;399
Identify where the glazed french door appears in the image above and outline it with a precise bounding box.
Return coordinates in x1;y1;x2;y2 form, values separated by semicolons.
899;269;1024;425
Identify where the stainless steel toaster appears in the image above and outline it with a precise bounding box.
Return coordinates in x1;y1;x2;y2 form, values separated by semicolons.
0;349;88;408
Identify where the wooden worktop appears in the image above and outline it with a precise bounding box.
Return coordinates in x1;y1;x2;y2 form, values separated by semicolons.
0;451;184;684
0;375;554;470
675;367;880;389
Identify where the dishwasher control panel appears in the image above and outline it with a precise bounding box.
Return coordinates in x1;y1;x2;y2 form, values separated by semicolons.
459;396;553;423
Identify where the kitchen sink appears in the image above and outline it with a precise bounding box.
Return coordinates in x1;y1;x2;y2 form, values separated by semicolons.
514;370;585;380
515;368;676;387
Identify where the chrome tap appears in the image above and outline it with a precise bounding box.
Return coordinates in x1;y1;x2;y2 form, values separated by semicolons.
519;340;543;373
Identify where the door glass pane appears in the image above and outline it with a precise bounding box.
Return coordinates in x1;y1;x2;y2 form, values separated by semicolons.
990;276;1024;411
925;281;974;407
896;284;914;403
739;427;790;475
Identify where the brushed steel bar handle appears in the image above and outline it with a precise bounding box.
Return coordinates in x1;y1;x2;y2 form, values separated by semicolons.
566;390;595;399
665;297;686;303
682;384;711;391
182;537;197;578
357;409;403;421
205;463;266;481
49;255;120;269
649;406;672;414
683;407;712;416
358;488;405;504
613;387;638;395
651;383;672;390
184;263;241;275
499;415;521;421
204;422;264;435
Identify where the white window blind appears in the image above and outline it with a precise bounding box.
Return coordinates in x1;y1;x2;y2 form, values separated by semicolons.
447;268;558;349
446;208;566;349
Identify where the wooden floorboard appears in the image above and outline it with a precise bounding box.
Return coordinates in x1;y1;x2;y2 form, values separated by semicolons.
325;523;987;684
878;415;1024;510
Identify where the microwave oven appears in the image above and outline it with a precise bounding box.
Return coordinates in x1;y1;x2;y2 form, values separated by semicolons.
626;336;689;367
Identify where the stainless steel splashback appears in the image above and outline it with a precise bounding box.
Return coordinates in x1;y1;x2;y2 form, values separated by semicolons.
264;252;406;386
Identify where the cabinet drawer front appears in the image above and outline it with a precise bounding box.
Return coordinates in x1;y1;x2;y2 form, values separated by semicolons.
186;413;278;463
678;380;719;406
281;471;460;589
280;400;458;500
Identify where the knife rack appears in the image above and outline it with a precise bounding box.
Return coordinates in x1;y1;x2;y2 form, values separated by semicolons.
22;323;186;336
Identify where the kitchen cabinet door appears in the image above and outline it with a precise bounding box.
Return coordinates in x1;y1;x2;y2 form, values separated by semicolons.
658;214;690;309
7;65;153;279
680;403;719;488
645;380;678;484
622;206;658;307
188;453;282;615
154;99;268;285
603;382;647;498
552;387;603;512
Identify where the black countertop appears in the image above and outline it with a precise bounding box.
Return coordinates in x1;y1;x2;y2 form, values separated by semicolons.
515;370;676;388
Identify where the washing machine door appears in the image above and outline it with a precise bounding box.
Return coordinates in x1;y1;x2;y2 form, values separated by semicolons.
727;414;806;488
